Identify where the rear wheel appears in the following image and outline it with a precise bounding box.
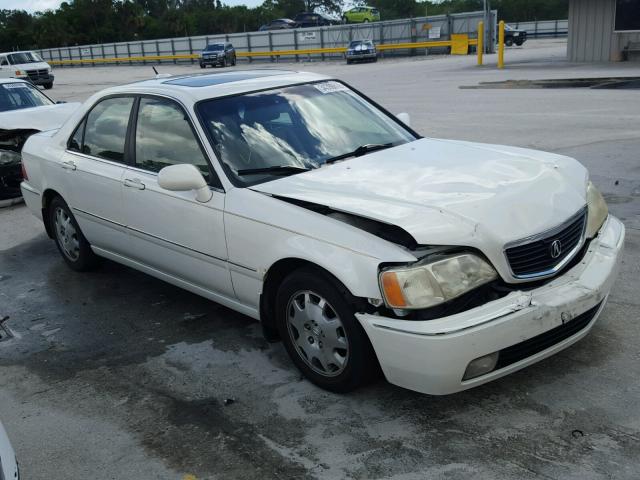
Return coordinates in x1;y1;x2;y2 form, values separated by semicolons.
232;55;237;66
200;63;205;68
363;18;370;23
515;39;524;46
505;38;514;47
276;268;379;392
49;196;99;271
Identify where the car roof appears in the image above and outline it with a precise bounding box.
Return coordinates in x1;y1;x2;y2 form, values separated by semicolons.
99;69;331;103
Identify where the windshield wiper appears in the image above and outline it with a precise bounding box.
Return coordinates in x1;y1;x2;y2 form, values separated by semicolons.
324;143;394;164
237;165;312;176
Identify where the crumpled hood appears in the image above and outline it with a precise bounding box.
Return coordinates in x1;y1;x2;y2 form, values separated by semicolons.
253;138;588;279
0;102;81;132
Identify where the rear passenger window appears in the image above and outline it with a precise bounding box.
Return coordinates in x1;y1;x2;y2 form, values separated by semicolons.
83;97;134;162
134;97;214;184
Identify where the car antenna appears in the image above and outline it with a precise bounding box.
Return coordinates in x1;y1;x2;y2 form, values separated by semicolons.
152;66;172;79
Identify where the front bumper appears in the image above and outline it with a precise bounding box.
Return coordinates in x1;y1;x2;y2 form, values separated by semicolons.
200;57;224;65
347;52;377;60
357;215;625;395
19;73;54;86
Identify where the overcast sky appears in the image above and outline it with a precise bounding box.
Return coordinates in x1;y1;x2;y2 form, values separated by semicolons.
0;0;265;12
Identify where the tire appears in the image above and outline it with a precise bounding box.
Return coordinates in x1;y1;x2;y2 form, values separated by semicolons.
275;267;379;393
346;59;352;65
44;82;53;90
232;55;236;66
221;57;227;68
342;16;348;24
505;38;513;47
515;39;524;46
200;63;205;69
48;196;99;272
363;18;370;23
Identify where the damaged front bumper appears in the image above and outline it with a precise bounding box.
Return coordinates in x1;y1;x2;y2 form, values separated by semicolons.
357;215;625;395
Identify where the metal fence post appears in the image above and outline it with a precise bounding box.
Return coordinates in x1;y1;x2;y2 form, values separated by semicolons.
171;39;176;63
100;43;105;62
126;42;131;65
477;21;483;65
268;32;274;62
294;30;299;62
246;33;252;63
155;40;160;63
498;20;505;68
320;29;325;61
89;45;95;67
188;37;194;63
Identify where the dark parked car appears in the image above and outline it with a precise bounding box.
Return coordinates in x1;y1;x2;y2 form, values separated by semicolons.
345;39;377;64
259;18;297;31
293;12;339;28
504;24;527;46
200;43;236;68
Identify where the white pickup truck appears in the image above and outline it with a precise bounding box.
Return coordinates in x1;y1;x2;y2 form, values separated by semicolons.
0;51;54;89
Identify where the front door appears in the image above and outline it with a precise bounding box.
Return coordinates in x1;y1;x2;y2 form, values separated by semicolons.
122;96;233;298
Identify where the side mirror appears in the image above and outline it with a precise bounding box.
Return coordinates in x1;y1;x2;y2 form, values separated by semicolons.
158;164;212;203
396;112;411;126
56;101;67;104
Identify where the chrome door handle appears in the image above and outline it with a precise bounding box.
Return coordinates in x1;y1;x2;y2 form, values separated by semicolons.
123;178;145;190
61;161;76;171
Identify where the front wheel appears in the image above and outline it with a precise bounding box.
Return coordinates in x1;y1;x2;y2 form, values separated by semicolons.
276;268;379;392
49;196;99;271
505;38;514;47
43;82;53;90
221;57;227;67
363;18;370;23
232;55;236;66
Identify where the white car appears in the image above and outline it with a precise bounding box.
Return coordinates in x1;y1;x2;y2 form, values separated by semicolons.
0;51;54;90
0;78;80;207
20;70;624;395
0;420;19;480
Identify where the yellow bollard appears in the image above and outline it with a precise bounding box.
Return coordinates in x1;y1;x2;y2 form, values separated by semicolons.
498;20;505;69
477;21;484;66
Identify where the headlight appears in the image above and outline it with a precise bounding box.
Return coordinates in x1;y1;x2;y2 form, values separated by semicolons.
0;149;21;166
586;181;608;238
14;70;24;76
379;253;498;310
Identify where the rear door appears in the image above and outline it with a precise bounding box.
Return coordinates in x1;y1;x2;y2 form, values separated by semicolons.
62;96;135;254
122;95;233;297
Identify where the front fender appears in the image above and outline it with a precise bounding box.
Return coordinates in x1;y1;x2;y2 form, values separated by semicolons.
224;188;416;310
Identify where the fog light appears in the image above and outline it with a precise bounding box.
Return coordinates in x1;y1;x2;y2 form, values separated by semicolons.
463;352;499;380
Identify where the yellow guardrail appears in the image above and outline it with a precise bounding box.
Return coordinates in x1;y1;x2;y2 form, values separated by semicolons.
47;35;479;66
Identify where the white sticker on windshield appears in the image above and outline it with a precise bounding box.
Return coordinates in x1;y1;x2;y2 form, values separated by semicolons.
314;81;348;94
4;83;30;89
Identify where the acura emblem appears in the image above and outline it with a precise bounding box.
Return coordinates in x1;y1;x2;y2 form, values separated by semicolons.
550;239;562;259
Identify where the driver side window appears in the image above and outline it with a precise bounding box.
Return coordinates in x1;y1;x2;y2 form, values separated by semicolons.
134;97;219;187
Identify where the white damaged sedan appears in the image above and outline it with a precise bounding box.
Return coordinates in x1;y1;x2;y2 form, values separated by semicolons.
20;70;624;395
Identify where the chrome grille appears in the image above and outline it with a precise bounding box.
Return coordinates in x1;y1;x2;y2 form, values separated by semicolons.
26;69;49;80
505;206;587;279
